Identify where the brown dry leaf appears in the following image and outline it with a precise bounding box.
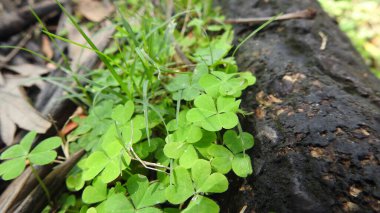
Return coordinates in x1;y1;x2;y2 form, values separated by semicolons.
5;64;52;88
0;74;51;145
41;35;54;59
77;0;114;22
6;64;51;77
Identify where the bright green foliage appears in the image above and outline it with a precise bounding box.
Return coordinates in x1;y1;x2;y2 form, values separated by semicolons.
96;194;134;213
182;195;219;213
208;144;234;174
82;178;107;204
111;101;134;125
191;159;228;193
200;71;256;98
223;130;254;154
187;94;240;131
126;174;166;209
0;131;61;180
166;64;208;101
134;138;164;159
165;167;195;204
167;110;203;143
193;32;232;66
232;153;253;178
51;0;263;211
81;142;131;183
68;100;114;151
66;172;85;191
207;130;254;177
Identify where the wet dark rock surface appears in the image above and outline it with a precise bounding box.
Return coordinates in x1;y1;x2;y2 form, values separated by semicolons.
217;0;380;212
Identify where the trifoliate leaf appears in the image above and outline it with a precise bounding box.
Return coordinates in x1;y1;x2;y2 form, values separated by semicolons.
199;71;255;97
163;142;188;159
197;173;228;193
179;145;198;168
167;111;203;143
193;131;216;158
182;195;220;213
0;131;36;159
28;136;61;165
223;130;254;154
166;71;206;101
208;144;233;174
98;193;134;213
194;36;232;66
111;101;134;125
82;179;107;204
191;159;211;189
217;96;240;113
190;159;228;193
187;94;239;131
82;151;109;181
165;166;194;204
134;138;163;159
127;174;166;209
232;153;253;178
82;145;130;183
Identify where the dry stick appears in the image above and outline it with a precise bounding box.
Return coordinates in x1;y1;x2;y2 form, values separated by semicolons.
174;44;193;66
224;8;317;24
180;0;192;36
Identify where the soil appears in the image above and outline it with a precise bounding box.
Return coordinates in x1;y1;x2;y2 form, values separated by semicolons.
216;0;380;212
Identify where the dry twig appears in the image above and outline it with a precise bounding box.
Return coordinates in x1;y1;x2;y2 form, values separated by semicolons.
225;8;317;24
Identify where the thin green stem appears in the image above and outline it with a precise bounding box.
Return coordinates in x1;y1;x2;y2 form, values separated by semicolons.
30;164;52;206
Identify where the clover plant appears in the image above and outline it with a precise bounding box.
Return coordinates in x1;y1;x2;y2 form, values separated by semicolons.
0;0;263;212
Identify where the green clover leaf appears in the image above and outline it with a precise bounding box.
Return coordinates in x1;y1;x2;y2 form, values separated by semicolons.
191;159;228;193
193;34;232;66
165;166;195;204
208;132;254;178
81;139;131;183
66;172;85;191
186;94;240;131
223;130;254;154
193;130;216;159
199;71;256;97
167;110;202;144
163;141;188;159
134;138;164;159
1;131;36;159
182;195;220;213
111;101;134;125
82;178;107;204
208;144;234;174
232;153;253;178
166;64;208;101
179;145;198;169
126;174;166;209
0;157;26;180
102;122;142;148
28;136;61;165
95;193;134;213
0;131;61;180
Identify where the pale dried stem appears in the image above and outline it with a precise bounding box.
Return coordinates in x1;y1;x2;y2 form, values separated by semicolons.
224;8;317;24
